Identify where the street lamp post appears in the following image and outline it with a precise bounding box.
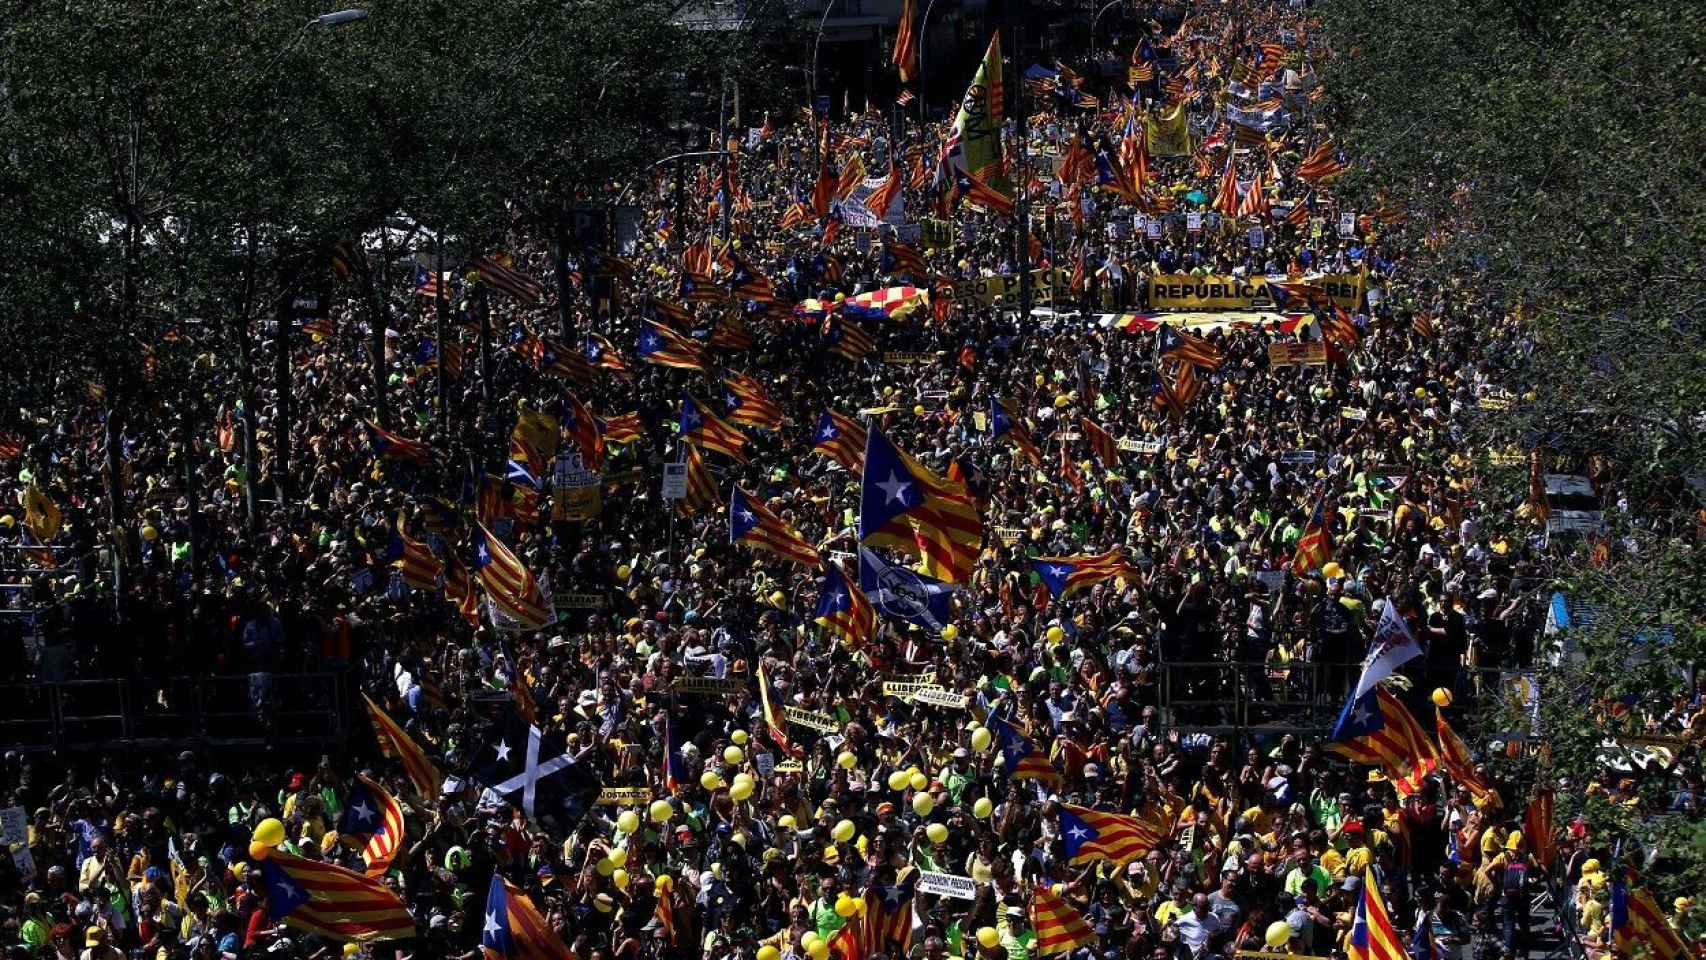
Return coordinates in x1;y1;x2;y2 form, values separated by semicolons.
916;0;943;124
1090;0;1122;66
810;0;840;164
248;8;367;524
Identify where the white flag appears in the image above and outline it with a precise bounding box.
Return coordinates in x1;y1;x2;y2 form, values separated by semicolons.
1352;601;1424;700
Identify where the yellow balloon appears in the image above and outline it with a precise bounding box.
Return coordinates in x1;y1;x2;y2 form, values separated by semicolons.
837;751;857;770
616;564;632;580
617;811;640;834
1265;921;1294;948
701;770;724;791
973;797;994;819
141;524;159;541
832;819;856;843
343;945;361;959
769;590;788;608
887;770;910;791
970;727;993;753
731;729;749;745
724;745;745;765
609;847;627;868
914;405;928;417
809;942;830;960
779;814;797;829
836;894;858;917
596;858;615;876
909;771;928;791
729;779;754;802
649;799;674;823
655;874;673;892
759;947;781;960
926;823;948;844
594;893;614;913
1054;394;1070;408
612;868;629;890
912;793;935;816
1046;625;1065;644
1432;687;1453;707
801;934;822;953
1322;562;1344;579
253;818;286;848
941;623;959;641
248;840;272;861
977;927;1001;949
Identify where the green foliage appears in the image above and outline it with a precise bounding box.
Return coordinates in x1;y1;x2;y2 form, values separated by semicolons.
1317;0;1706;502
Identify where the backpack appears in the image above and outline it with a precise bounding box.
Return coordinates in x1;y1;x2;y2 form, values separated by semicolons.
1502;860;1528;897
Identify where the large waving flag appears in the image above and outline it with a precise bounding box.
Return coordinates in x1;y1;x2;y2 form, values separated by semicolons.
480;873;573;960
815;562;875;648
338;774;405;877
891;0;918;81
1032;548;1136;600
676;445;719;518
823;315;876;361
680;394;749;462
1158;325;1224;370
858;547;956;632
471;254;543;303
858;427;982;583
597;411;642;446
585;332;629;376
389;514;443;591
1346;870;1406;960
1352;602;1423;699
813;408;868;472
361;694;442;801
987;710;1061;786
561;394;606;474
945;34;1007;189
730;486;821;568
1329;687;1439;796
990;398;1040;464
1058;803;1165;867
1029;883;1096;956
722;373;786;432
257;850;414;943
1291;493;1334;574
365;421;432;464
1435;707;1496;805
727;255;776;302
638;320;707;371
473;524;554;630
1612;883;1686;960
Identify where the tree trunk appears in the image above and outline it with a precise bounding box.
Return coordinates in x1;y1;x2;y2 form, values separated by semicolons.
272;288;292;509
367;234;392;429
553;213;575;341
434;234;449;441
103;401;127;616
235;316;261;534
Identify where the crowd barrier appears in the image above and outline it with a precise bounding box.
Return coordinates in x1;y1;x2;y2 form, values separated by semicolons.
0;672;349;752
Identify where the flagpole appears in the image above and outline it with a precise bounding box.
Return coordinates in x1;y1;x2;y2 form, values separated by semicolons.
434;232;449;440
917;0;942;125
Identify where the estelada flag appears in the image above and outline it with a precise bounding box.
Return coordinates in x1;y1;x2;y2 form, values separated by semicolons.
857;426;982;583
360;694;442;800
1029;883;1096;955
258;850;414;943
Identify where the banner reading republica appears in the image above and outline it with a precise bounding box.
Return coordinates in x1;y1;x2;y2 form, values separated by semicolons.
1149;275;1271;310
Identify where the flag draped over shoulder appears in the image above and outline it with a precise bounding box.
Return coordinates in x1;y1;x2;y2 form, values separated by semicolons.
480;873;573;960
257;850;414;943
858;427;982;583
361;694;442;801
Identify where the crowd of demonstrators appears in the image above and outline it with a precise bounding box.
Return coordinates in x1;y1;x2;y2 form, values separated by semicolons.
1;0;1701;959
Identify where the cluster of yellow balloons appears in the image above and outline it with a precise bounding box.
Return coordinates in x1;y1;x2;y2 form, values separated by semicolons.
730;774;754;802
249;817;286;860
834;893;863;917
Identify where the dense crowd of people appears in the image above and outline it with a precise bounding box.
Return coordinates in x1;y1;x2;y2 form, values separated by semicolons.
1;1;1700;960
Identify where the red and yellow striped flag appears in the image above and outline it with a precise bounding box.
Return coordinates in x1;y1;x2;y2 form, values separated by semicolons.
361;694;441;801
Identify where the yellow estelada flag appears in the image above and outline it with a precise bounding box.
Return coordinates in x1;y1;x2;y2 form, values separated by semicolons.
21;485;60;540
